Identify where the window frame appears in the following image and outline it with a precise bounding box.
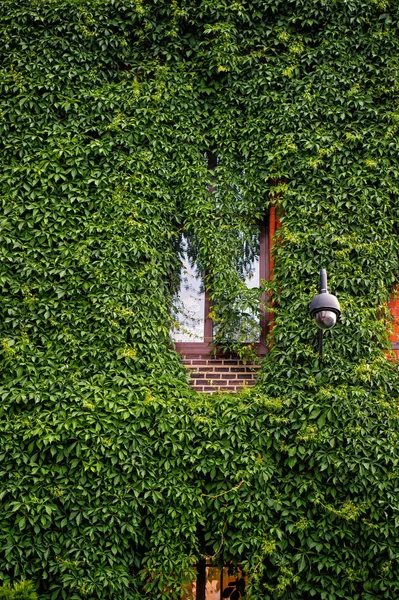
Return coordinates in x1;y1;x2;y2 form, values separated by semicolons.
173;213;270;357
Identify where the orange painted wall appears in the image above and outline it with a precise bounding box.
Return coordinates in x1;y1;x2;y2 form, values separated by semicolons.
388;289;399;359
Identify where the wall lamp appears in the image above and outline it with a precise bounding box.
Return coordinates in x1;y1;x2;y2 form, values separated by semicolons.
309;269;340;356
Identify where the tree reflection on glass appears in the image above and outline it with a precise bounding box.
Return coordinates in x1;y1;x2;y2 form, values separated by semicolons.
182;564;247;600
171;237;205;342
171;230;263;346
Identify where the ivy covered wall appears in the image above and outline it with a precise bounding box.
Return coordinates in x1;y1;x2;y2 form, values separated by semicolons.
1;0;399;598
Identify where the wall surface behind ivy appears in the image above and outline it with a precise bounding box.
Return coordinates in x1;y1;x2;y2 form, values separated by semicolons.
1;0;399;598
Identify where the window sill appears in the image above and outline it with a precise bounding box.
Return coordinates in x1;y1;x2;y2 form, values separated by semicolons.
173;341;268;357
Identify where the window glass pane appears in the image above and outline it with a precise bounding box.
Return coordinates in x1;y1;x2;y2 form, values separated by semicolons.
171;238;205;342
183;565;247;599
172;224;264;345
244;254;260;289
241;253;261;342
205;566;221;600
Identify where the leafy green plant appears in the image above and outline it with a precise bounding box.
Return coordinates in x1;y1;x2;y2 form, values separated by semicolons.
1;0;399;598
0;581;38;600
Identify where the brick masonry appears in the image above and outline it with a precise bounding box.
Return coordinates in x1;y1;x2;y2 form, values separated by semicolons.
181;355;262;394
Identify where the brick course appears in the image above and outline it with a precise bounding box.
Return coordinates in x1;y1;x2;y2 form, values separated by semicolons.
181;355;261;393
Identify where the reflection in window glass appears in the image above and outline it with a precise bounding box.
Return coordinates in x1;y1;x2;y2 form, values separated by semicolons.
171;239;205;342
205;566;220;600
241;254;261;343
172;229;262;345
183;565;247;600
244;255;259;290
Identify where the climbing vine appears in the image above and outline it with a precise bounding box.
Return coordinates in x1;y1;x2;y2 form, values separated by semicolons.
1;0;399;598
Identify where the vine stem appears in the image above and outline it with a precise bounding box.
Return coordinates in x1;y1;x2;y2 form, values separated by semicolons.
201;479;248;499
205;520;227;560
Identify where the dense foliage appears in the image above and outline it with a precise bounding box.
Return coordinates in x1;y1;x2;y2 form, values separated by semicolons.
0;580;38;600
1;0;399;598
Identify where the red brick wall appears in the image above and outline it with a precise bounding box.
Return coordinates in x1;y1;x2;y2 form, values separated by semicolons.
181;355;261;393
388;288;399;359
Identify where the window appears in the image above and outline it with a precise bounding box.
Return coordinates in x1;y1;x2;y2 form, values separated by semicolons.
182;561;247;600
171;216;269;356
